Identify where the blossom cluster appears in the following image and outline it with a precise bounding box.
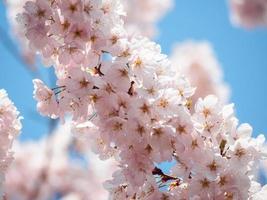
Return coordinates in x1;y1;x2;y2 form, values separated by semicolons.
4;122;116;200
5;0;172;69
19;0;267;199
0;89;21;197
170;41;230;105
20;0;127;67
229;0;267;28
101;95;266;199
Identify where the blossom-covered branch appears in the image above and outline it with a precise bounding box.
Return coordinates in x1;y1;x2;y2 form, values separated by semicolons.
17;0;267;199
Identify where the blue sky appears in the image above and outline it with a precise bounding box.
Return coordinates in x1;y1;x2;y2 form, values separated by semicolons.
0;0;266;141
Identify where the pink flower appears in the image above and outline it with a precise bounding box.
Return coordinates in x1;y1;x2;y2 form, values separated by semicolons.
59;0;83;21
24;0;52;23
33;79;59;119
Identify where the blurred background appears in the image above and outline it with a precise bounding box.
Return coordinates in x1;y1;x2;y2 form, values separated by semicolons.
0;0;266;141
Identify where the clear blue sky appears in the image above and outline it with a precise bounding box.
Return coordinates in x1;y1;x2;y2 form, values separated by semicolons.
0;0;266;141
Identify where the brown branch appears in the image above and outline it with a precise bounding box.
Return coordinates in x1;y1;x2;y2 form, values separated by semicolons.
152;167;180;183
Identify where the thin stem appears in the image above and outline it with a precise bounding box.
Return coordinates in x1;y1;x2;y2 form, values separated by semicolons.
88;112;97;121
51;85;66;90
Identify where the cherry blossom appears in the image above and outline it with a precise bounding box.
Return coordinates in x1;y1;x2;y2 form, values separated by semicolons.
17;0;267;199
229;0;267;28
0;89;21;198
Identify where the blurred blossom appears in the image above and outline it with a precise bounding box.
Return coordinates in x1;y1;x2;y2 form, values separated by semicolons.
260;145;267;181
123;0;174;37
229;0;267;28
5;0;37;67
170;41;230;105
5;122;117;200
0;89;21;198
